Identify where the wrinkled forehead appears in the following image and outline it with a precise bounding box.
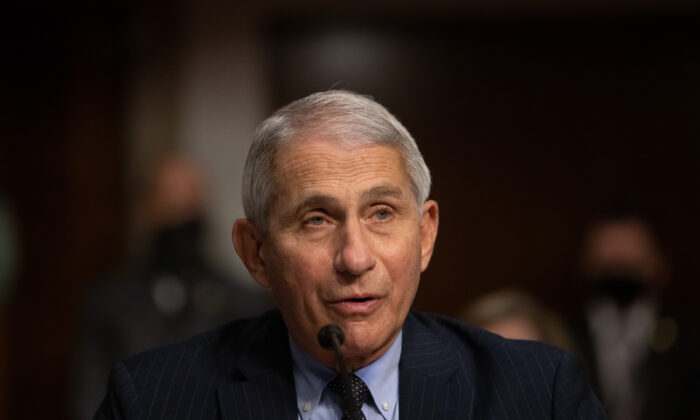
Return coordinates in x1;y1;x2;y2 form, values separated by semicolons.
266;137;417;219
272;133;410;182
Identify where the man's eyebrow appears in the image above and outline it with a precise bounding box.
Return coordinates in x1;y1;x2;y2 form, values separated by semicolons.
292;194;342;215
361;185;403;201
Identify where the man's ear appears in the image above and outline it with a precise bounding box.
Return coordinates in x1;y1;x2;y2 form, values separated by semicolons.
232;219;270;289
419;200;439;272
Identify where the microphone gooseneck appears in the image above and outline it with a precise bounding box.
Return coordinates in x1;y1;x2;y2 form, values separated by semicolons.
317;324;364;420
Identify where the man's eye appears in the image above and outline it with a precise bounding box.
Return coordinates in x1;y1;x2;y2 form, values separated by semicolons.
306;216;325;226
375;209;390;220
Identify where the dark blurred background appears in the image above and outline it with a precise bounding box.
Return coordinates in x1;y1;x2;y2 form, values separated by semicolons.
2;1;700;419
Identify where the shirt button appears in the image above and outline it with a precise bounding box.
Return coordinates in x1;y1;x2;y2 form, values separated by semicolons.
382;401;390;411
302;401;311;412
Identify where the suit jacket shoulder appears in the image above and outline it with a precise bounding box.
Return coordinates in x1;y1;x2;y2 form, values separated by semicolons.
399;312;607;420
94;310;297;420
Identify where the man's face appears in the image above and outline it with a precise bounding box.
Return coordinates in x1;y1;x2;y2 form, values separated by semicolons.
249;137;438;369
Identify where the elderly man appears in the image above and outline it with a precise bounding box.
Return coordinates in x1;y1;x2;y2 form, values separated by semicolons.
96;91;606;419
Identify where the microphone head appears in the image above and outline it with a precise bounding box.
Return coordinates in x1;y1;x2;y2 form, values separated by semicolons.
318;324;344;350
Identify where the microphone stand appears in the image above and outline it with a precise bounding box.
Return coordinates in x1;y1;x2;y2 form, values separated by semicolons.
318;325;364;420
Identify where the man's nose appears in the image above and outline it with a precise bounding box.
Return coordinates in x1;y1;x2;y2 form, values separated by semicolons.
333;220;376;277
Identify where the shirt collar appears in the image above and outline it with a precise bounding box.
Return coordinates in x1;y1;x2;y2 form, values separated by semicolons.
289;331;402;420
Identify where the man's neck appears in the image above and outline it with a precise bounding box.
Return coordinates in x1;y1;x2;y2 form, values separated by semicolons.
289;329;402;372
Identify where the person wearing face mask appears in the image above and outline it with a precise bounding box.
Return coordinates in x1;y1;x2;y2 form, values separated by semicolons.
72;154;272;420
572;210;700;420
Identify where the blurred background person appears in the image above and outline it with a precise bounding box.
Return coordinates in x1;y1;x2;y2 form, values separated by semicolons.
572;209;700;420
71;153;271;420
459;288;574;351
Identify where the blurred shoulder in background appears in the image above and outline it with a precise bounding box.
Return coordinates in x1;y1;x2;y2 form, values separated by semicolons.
459;288;574;352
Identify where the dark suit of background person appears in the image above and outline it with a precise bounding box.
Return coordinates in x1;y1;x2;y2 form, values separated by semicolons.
95;91;606;419
570;212;700;420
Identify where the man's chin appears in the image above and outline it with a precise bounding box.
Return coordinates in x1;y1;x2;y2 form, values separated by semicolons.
341;327;399;368
340;322;379;349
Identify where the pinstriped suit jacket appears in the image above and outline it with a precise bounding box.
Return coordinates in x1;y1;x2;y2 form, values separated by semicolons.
95;310;606;419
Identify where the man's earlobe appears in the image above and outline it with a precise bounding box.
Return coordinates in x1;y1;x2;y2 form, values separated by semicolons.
232;219;270;288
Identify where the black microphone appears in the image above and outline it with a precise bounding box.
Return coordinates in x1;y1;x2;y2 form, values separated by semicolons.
318;324;344;351
318;324;364;420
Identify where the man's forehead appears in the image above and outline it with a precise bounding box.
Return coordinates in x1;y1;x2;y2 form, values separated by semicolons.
273;138;406;179
268;139;414;212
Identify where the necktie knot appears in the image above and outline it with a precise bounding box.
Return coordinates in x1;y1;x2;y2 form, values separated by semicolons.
326;373;370;420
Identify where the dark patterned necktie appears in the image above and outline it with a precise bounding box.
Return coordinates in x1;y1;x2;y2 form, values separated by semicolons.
326;373;370;420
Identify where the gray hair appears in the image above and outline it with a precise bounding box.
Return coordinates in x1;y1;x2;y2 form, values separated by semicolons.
242;90;431;234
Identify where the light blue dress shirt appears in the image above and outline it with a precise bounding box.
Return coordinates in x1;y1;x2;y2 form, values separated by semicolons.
290;331;402;420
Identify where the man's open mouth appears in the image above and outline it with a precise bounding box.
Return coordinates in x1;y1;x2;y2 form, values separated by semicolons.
329;295;382;315
345;297;373;303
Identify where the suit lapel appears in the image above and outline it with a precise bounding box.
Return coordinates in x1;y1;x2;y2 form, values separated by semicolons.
399;312;473;420
217;311;298;420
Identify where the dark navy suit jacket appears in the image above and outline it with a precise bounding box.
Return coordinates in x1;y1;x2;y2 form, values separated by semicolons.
95;310;606;419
